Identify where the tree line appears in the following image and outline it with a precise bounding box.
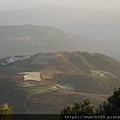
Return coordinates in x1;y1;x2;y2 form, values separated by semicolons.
61;88;120;115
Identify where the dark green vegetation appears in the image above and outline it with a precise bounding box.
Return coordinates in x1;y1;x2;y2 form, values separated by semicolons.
54;74;120;94
1;51;120;113
0;103;12;114
51;52;120;94
61;88;120;115
61;98;95;115
0;79;29;113
100;88;120;114
0;103;12;120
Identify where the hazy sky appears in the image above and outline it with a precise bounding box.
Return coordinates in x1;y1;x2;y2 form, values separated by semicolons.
0;0;120;10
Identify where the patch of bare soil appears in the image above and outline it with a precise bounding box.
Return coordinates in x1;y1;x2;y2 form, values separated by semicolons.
60;90;109;101
11;75;24;82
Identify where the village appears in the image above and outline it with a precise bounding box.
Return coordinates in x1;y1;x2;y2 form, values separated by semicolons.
1;55;31;65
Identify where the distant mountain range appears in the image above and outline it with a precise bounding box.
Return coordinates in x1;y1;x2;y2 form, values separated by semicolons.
0;24;119;60
0;6;120;59
0;6;120;40
0;24;92;58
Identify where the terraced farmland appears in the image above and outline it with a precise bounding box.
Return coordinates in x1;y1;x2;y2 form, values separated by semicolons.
35;54;61;60
27;89;108;114
23;84;57;95
20;72;41;82
1;51;118;114
30;54;61;65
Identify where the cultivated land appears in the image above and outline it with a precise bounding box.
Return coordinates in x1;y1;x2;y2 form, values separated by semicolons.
0;51;120;113
20;72;41;82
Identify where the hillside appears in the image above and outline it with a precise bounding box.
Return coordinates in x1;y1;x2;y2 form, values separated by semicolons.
1;51;120;113
2;51;120;93
0;25;98;59
0;24;119;60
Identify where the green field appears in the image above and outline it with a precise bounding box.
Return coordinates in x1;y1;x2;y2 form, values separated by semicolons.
61;84;74;91
23;84;57;95
35;54;61;60
19;67;43;72
18;82;36;87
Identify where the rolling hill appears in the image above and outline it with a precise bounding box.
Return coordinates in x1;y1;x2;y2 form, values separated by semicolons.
1;51;120;113
0;25;69;58
0;25;98;59
0;24;119;60
0;6;120;41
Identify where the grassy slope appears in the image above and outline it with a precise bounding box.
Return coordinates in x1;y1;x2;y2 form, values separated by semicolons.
49;52;120;94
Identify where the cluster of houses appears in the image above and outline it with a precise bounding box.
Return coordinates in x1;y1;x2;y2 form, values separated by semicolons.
20;36;32;40
1;55;31;65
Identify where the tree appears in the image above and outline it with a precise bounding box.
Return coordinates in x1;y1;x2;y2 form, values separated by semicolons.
61;98;96;115
0;103;13;114
61;88;120;116
0;103;12;120
99;88;120;114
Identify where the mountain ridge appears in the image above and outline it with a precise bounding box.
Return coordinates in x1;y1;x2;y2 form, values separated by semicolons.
0;24;119;60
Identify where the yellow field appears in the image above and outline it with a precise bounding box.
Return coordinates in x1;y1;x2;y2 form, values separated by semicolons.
20;72;41;82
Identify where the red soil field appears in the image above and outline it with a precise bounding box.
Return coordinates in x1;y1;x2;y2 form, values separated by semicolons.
11;75;24;82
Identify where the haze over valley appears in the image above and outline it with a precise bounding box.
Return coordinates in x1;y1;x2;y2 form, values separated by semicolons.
0;5;120;59
0;0;120;115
